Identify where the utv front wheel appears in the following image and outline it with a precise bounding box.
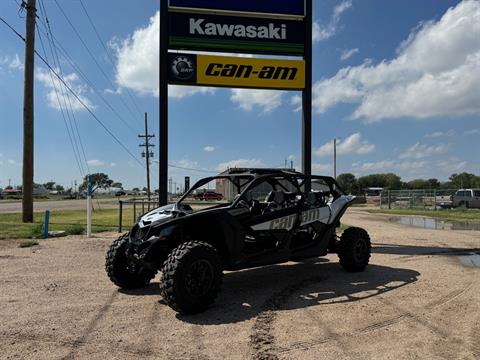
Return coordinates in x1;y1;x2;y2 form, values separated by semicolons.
105;234;156;289
160;241;222;314
338;227;371;272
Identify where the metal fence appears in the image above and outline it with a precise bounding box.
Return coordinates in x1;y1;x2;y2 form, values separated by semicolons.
380;189;457;210
118;198;160;232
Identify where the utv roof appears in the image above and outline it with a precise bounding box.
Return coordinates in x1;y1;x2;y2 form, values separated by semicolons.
219;168;303;176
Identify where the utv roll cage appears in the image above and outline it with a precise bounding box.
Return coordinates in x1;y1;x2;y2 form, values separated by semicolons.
178;168;346;207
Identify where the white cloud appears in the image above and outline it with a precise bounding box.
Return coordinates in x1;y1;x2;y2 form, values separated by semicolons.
115;11;159;96
312;163;332;173
204;146;215;152
0;54;23;71
36;68;94;111
216;159;264;172
464;128;480;136
339;48;359;61
169;85;215;99
315;133;375;157
436;158;467;173
8;159;16;165
110;162;117;167
291;95;302;112
312;1;480;121
313;0;352;42
424;130;455;138
87;159;105;166
230;89;284;113
399;142;448;159
114;12;214;100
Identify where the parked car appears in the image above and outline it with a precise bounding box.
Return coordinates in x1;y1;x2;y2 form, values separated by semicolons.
105;168;371;314
435;195;453;209
193;190;223;201
452;189;480;208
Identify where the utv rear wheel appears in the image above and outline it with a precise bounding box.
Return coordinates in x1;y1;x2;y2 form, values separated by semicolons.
338;227;371;272
160;241;222;314
105;234;156;289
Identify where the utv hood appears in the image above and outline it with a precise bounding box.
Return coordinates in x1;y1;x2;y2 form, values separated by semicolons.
137;203;189;228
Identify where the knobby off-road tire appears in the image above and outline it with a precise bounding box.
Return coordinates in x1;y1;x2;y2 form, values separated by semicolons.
160;241;223;314
105;234;156;289
338;227;371;272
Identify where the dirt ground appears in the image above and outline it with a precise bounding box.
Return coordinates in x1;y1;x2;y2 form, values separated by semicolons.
0;208;479;360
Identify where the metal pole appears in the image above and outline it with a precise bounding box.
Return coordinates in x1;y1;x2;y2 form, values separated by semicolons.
159;0;169;206
133;201;137;223
333;138;337;179
87;175;92;238
145;112;151;203
118;200;123;233
22;0;36;223
434;189;437;211
302;0;312;191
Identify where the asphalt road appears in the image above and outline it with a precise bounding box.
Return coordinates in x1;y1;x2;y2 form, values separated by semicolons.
0;198;120;213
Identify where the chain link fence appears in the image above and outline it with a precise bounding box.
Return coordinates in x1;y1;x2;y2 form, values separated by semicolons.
380;189;457;210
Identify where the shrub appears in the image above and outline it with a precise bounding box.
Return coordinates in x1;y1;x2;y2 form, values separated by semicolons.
19;240;39;248
66;224;85;235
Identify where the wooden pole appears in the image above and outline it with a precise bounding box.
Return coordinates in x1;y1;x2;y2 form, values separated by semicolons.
22;0;36;223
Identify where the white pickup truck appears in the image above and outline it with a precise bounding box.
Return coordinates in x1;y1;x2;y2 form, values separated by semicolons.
452;189;480;208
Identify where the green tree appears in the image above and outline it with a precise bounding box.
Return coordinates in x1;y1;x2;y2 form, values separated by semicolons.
79;173;114;193
55;184;64;192
112;182;123;189
449;173;480;188
43;181;56;190
336;173;357;194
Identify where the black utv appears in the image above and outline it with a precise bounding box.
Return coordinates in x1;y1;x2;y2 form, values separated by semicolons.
106;169;371;314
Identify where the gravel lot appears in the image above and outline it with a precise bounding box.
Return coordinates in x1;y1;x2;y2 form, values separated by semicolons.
1;208;479;359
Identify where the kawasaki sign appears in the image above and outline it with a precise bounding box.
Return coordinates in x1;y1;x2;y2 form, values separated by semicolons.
169;12;305;56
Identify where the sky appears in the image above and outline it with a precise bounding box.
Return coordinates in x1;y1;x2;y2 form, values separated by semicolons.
0;0;479;190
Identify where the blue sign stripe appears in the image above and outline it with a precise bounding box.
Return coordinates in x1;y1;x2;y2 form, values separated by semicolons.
169;0;305;16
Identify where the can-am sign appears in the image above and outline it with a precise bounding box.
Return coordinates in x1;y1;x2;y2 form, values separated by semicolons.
169;12;305;55
168;53;305;90
168;0;305;18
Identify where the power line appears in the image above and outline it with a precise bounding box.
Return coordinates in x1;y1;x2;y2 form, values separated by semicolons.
53;0;140;131
167;164;217;174
38;0;90;175
78;0;144;117
0;14;145;168
36;24;86;178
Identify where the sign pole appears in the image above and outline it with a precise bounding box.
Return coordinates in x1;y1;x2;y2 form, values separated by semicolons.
87;175;92;238
302;0;312;191
159;0;169;206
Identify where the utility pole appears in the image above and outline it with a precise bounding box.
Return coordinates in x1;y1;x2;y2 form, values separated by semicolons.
333;138;337;179
22;0;36;223
138;112;155;203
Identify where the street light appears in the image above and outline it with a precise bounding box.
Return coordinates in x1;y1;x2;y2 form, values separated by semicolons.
333;137;341;179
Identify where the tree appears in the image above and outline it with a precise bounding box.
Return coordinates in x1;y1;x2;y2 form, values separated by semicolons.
79;173;114;193
132;187;140;192
449;173;480;188
43;181;56;190
406;179;429;189
112;182;123;189
336;173;357;194
142;187;148;192
55;184;64;192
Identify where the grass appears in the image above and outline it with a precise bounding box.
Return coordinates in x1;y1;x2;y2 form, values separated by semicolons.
0;208;135;240
367;208;480;222
18;240;39;248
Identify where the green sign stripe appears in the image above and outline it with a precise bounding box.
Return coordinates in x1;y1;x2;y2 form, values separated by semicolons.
170;36;304;50
172;42;303;54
